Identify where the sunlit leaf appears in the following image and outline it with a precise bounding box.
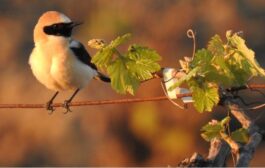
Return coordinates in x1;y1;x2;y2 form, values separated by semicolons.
128;44;161;62
207;34;224;56
201;121;224;141
92;47;114;68
189;81;219;112
191;49;213;68
107;58;140;95
127;44;161;80
92;33;132;68
110;33;132;48
171;31;265;113
227;32;265;77
92;34;162;95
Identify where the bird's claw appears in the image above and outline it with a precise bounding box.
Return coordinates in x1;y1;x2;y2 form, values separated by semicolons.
46;101;55;114
63;100;72;114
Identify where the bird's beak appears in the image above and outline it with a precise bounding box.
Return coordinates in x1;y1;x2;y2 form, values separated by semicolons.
70;22;83;28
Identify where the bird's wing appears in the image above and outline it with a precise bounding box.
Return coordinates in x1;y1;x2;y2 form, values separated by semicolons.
70;40;98;70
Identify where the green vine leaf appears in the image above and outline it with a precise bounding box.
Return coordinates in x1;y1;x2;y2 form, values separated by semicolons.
107;58;140;95
110;33;132;48
227;32;265;77
191;49;213;68
201;117;249;143
201;117;230;142
91;34;161;95
170;31;265;113
207;34;224;56
127;45;161;80
231;128;249;143
189;81;219;112
92;33;131;68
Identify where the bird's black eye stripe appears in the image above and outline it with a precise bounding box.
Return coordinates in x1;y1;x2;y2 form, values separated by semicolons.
52;24;58;28
43;22;74;37
52;23;66;29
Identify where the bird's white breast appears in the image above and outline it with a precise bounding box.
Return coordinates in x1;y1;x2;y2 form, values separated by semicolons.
29;37;97;91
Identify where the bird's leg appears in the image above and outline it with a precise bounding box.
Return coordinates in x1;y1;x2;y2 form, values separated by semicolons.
63;88;80;114
46;91;59;114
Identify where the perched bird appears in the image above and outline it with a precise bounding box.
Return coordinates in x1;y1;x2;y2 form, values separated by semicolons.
29;11;110;113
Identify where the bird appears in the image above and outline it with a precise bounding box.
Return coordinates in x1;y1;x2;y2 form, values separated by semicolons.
29;11;110;114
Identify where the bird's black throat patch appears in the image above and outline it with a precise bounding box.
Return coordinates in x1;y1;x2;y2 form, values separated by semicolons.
43;22;74;37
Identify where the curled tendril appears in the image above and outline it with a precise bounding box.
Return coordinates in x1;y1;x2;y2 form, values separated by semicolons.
186;29;196;60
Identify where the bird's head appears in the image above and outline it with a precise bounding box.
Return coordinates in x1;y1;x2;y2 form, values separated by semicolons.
34;11;82;43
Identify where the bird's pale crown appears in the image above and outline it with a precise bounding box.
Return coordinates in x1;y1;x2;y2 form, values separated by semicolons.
34;11;71;43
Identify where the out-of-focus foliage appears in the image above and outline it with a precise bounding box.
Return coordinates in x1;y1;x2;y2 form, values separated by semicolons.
0;0;265;167
231;128;249;143
201;117;228;141
201;117;249;143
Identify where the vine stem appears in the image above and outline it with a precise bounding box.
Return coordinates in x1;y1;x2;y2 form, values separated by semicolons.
0;83;264;109
226;99;263;167
0;94;192;109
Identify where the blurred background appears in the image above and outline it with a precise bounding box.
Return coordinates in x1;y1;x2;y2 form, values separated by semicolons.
0;0;265;166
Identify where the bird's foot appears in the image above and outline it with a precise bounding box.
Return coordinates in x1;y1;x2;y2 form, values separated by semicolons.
63;100;72;114
46;101;55;114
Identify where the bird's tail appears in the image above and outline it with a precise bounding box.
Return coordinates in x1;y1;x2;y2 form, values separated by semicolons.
94;72;111;83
